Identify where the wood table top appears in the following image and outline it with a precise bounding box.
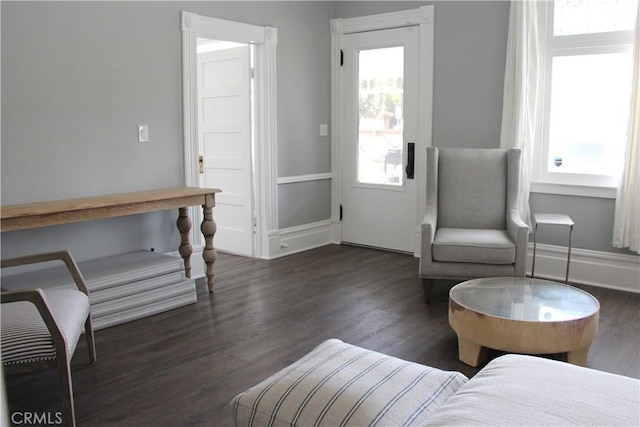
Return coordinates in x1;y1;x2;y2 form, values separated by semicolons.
1;187;221;231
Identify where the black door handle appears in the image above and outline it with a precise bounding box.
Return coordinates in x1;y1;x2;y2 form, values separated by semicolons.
405;142;415;180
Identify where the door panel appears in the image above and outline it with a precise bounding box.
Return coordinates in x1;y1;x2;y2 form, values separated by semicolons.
198;45;253;256
341;27;419;253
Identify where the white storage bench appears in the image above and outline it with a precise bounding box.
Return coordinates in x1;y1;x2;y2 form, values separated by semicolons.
1;250;197;330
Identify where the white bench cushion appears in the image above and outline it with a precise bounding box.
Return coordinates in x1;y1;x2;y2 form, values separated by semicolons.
426;354;640;426
231;339;468;427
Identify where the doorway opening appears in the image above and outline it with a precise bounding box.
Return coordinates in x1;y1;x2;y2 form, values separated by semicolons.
181;12;278;264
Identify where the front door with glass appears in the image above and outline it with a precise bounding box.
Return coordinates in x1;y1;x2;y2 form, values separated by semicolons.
341;26;419;253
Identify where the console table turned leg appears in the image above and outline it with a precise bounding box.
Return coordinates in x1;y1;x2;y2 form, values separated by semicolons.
201;204;217;292
177;207;193;278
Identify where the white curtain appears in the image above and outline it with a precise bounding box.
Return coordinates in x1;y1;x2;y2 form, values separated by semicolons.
612;7;640;254
499;0;543;228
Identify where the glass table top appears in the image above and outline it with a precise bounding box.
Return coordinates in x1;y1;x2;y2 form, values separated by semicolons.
450;277;600;322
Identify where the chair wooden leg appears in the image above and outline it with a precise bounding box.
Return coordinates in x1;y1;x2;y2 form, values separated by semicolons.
57;355;76;427
85;316;97;364
422;278;433;304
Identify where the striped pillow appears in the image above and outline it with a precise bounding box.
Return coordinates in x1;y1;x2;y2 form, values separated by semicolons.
231;339;468;427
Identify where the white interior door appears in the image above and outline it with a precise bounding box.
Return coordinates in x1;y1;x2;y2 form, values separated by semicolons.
197;44;254;256
341;27;419;253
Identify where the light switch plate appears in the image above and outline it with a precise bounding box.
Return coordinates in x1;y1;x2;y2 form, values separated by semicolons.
138;125;149;143
320;124;328;136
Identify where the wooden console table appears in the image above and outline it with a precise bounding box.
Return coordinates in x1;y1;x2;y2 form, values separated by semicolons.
1;187;221;292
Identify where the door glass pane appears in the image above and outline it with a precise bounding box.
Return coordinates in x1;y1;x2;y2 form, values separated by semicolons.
357;46;404;186
553;0;637;36
547;52;632;176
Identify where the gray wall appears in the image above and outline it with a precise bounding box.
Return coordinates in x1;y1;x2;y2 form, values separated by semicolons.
2;1;633;261
529;193;630;254
1;1;332;260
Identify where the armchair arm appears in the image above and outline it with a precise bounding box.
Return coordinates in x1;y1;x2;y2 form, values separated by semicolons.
421;211;437;245
506;208;529;276
420;146;440;276
1;251;89;295
1;289;67;355
420;210;437;275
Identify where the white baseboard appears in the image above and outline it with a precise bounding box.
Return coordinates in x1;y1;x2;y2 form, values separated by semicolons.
167;220;336;269
269;220;335;259
526;243;640;293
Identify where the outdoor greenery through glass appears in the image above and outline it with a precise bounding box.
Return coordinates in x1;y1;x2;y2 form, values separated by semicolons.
357;46;404;186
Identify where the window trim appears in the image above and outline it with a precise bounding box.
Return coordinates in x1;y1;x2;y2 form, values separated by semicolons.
531;1;636;199
530;181;617;199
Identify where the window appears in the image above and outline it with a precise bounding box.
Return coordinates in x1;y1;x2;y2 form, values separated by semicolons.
534;0;637;194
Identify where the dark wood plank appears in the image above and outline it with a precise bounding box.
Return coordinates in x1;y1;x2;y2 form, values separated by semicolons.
4;244;639;426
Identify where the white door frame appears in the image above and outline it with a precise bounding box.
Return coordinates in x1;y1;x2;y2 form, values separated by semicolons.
181;11;278;262
330;6;435;256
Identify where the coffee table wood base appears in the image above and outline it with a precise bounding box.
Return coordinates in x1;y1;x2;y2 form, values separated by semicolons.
457;337;489;367
567;347;590;366
456;338;592;368
450;299;599;368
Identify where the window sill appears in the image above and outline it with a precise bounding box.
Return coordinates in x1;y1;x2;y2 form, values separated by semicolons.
530;182;617;199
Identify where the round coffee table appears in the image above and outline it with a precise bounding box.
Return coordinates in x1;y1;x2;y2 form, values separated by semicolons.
449;277;600;367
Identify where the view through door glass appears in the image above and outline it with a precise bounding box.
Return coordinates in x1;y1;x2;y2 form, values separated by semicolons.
358;46;405;186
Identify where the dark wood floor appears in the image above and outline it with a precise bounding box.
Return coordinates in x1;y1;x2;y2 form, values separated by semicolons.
4;244;640;426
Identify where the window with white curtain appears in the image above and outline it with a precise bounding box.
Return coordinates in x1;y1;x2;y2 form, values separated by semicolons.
533;0;638;196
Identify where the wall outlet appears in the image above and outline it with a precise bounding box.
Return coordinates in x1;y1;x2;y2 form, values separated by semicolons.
138;125;149;143
320;124;328;137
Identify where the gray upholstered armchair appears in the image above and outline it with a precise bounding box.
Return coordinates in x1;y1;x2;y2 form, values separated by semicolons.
419;147;529;303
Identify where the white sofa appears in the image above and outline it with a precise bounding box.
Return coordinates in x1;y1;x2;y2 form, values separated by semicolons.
232;339;640;426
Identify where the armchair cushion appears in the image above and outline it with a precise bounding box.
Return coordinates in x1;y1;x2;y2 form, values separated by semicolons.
433;228;515;264
1;288;90;365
